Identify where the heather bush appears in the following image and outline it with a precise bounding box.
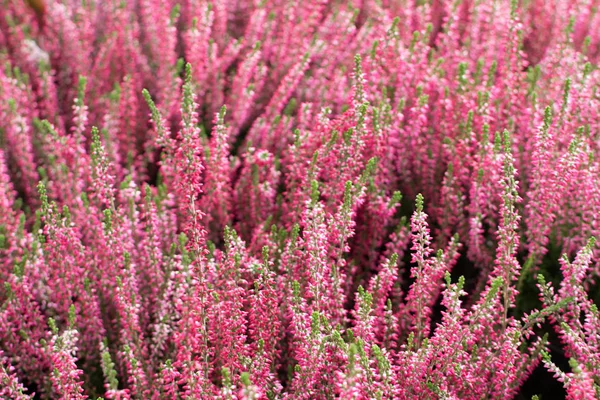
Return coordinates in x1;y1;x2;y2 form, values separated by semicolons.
1;0;600;399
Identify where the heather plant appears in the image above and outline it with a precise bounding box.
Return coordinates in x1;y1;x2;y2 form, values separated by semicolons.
1;0;600;399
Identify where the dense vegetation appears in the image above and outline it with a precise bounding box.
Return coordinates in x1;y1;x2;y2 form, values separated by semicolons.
1;0;600;398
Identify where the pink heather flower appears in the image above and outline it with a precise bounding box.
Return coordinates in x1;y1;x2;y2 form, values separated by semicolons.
0;69;39;205
565;362;598;400
0;350;33;399
398;194;460;345
247;260;282;392
200;106;233;242
173;64;208;256
0;149;17;231
48;324;86;400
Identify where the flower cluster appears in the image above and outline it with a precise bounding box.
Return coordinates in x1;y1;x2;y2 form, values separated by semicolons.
1;0;600;398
